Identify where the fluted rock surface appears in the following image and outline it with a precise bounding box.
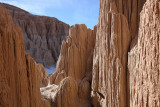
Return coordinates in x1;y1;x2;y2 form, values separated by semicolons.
53;24;96;82
41;0;159;107
91;9;131;107
1;0;160;107
128;0;160;106
0;3;70;67
91;0;152;106
41;24;97;107
100;0;146;39
0;6;47;107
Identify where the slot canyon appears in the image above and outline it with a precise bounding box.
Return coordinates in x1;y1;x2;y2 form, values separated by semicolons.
0;0;159;107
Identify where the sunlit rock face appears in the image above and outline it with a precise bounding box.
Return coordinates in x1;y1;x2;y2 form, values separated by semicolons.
92;0;159;107
1;0;160;107
128;0;160;106
0;3;70;67
91;0;148;107
99;0;146;40
91;7;131;107
41;24;97;107
40;0;160;107
0;6;49;107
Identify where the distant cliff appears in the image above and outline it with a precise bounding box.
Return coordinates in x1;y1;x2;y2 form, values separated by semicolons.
0;3;70;67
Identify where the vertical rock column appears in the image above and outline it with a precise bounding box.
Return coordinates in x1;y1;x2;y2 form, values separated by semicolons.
99;0;146;39
0;6;46;107
43;24;97;107
54;24;96;82
91;1;131;107
128;0;160;106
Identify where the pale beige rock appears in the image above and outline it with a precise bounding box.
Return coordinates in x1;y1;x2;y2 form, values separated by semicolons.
40;84;58;100
41;77;78;107
128;0;160;106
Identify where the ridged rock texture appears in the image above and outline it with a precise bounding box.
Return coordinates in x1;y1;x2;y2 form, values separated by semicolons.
99;0;146;39
1;0;160;107
0;3;70;67
41;24;97;107
128;0;160;106
91;5;131;107
91;0;147;107
40;0;160;107
0;6;48;107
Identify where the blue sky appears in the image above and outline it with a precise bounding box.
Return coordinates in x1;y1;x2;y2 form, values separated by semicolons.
0;0;99;29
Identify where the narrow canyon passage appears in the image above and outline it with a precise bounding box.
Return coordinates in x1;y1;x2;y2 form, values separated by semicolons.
0;0;159;107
